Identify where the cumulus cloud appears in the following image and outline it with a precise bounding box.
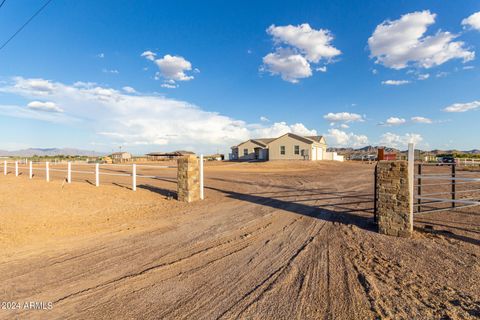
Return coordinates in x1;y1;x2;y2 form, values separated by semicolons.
380;132;423;149
142;52;196;88
262;23;341;83
380;117;407;126
27;101;63;113
122;86;136;94
323;112;364;123
260;116;270;122
443;100;480;112
325;129;368;147
462;12;480;31
261;48;312;83
411;116;432;124
0;77;318;153
368;11;474;69
382;80;410;86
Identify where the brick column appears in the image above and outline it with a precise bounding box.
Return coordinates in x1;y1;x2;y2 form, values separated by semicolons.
376;161;413;237
177;155;200;202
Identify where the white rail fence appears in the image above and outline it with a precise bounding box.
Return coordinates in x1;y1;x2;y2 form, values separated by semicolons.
455;158;480;166
2;159;205;195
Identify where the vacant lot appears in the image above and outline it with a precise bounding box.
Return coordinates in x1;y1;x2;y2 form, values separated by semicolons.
0;161;479;319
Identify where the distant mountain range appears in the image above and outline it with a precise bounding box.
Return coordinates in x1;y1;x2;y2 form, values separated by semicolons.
0;148;105;157
328;146;480;155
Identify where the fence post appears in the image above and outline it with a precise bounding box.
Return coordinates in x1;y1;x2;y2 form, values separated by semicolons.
200;154;204;200
452;164;456;208
46;161;50;182
373;163;377;223
408;143;414;220
132;164;136;191
417;164;422;213
67;162;72;183
95;163;99;187
29;161;33;179
15;161;18;176
3;160;6;175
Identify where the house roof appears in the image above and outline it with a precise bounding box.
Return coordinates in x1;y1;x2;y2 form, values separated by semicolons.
305;135;326;144
110;152;131;156
232;134;327;149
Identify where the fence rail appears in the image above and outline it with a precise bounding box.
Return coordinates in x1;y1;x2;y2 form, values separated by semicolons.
411;152;480;214
1;159;201;195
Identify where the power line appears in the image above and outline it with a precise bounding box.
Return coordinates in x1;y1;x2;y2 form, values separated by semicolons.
0;1;7;10
0;0;53;52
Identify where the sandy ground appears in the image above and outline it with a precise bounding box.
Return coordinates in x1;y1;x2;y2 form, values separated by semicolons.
0;161;479;319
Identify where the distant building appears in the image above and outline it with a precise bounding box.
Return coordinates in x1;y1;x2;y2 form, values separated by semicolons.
110;152;132;163
146;150;195;161
205;154;225;161
231;133;342;161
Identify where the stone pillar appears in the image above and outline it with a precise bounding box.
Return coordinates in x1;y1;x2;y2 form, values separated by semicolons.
376;161;413;237
177;155;200;202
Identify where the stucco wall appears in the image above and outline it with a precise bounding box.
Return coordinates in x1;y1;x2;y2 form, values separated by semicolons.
268;135;312;160
235;141;266;160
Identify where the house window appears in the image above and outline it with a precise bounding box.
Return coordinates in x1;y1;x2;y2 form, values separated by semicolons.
243;148;248;156
280;146;285;155
294;145;300;155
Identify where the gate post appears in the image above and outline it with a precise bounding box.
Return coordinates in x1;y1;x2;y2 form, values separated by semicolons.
177;155;201;202
376;158;414;238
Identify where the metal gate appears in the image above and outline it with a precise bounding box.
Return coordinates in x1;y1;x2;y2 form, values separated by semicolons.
414;162;480;214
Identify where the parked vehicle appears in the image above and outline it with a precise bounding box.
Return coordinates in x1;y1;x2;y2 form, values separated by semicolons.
438;156;455;164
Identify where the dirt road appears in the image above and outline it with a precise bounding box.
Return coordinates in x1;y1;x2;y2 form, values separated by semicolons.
0;161;479;319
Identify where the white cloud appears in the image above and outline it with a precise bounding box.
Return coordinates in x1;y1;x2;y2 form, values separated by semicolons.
122;86;136;94
462;12;480;31
155;55;194;82
411;116;432;124
267;24;341;63
161;83;177;89
368;11;474;69
380;132;423;149
463;65;475;70
262;23;340;83
260;116;269;122
382;117;406;126
261;48;312;83
102;68;119;74
382;80;410;86
323;112;364;123
97;53;105;58
141;51;156;61
436;71;449;78
340;123;349;129
443;100;480;113
325;129;368;147
417;73;430;80
249;122;317;138
27;101;63;113
0;77;318;152
142;52;196;88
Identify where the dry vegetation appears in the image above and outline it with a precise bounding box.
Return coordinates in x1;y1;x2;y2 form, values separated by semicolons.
0;161;479;319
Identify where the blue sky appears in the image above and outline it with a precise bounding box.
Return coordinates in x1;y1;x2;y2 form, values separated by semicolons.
0;0;479;154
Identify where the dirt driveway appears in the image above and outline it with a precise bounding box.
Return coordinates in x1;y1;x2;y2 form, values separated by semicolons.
0;161;479;319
